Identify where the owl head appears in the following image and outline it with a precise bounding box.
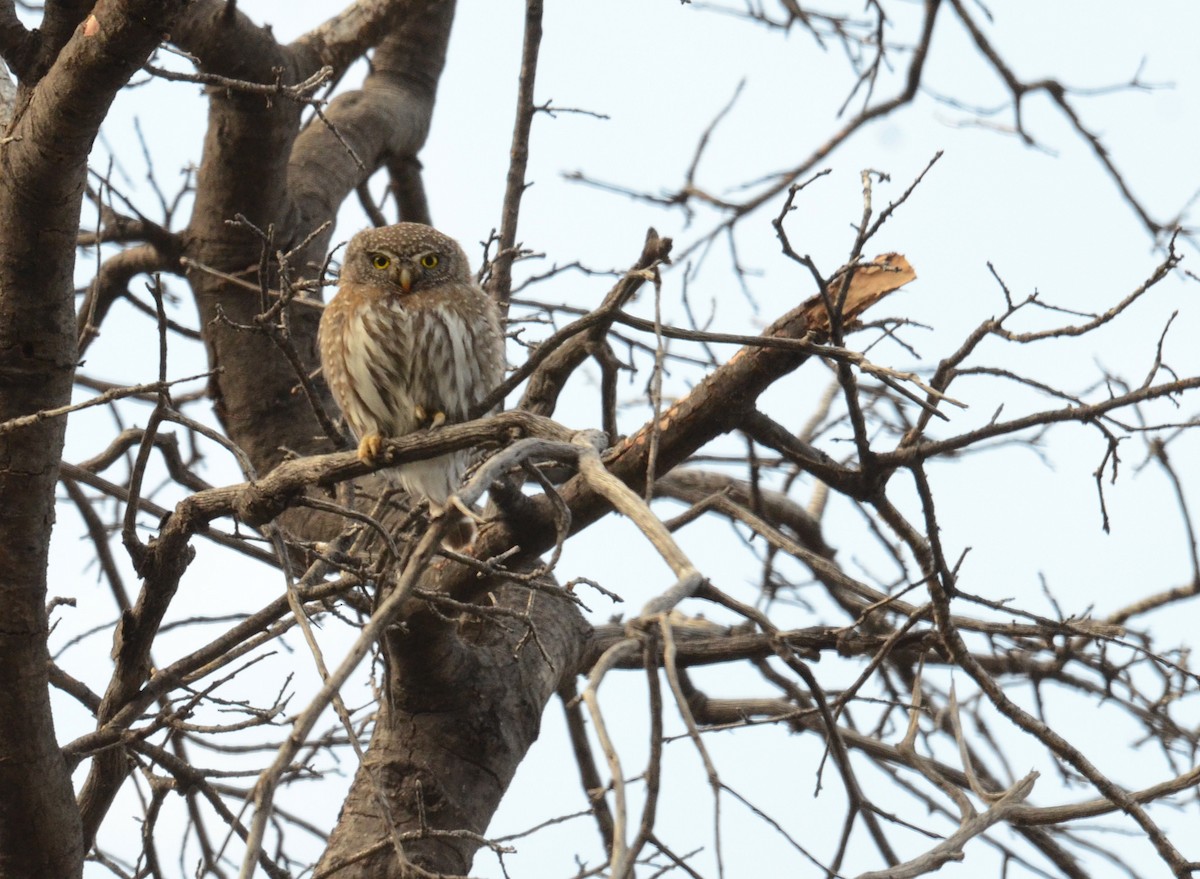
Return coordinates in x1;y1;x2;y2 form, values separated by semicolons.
341;222;471;295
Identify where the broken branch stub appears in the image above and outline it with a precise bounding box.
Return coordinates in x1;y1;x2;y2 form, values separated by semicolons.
806;253;916;337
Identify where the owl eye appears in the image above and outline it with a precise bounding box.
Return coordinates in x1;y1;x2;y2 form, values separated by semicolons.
370;253;391;270
419;253;440;270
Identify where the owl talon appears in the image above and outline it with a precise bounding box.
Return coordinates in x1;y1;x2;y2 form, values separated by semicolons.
413;405;447;430
357;432;385;462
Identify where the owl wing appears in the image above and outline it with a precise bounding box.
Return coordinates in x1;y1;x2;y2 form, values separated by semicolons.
409;287;505;421
478;298;507;410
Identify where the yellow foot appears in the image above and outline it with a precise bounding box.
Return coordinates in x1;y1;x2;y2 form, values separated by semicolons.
357;432;384;462
413;405;447;429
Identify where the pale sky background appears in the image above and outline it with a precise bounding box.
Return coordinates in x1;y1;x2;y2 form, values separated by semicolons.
44;2;1200;877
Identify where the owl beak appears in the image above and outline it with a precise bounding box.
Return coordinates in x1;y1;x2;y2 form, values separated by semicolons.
397;265;413;294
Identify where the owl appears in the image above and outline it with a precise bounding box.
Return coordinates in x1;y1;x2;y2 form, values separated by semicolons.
319;223;505;545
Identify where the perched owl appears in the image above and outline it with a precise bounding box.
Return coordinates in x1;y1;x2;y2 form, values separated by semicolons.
319;223;505;545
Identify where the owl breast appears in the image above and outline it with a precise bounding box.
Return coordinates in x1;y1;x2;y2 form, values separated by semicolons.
320;287;504;504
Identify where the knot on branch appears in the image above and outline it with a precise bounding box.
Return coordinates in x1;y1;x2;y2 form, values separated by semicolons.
235;481;302;527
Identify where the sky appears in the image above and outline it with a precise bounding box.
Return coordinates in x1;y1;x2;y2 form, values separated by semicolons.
42;2;1200;877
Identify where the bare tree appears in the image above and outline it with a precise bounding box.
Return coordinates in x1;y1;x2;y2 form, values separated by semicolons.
1;2;1198;878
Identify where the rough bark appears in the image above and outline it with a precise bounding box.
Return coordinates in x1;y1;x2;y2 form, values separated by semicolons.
179;4;320;476
0;1;188;875
316;588;591;878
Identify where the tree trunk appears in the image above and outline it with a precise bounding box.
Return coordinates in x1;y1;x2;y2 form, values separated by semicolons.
0;2;188;874
317;589;590;877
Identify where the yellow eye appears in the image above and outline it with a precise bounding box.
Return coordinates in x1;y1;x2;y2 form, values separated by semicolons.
419;253;440;270
371;253;391;270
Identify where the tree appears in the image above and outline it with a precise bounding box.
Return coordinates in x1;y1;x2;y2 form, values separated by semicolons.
1;1;1197;877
